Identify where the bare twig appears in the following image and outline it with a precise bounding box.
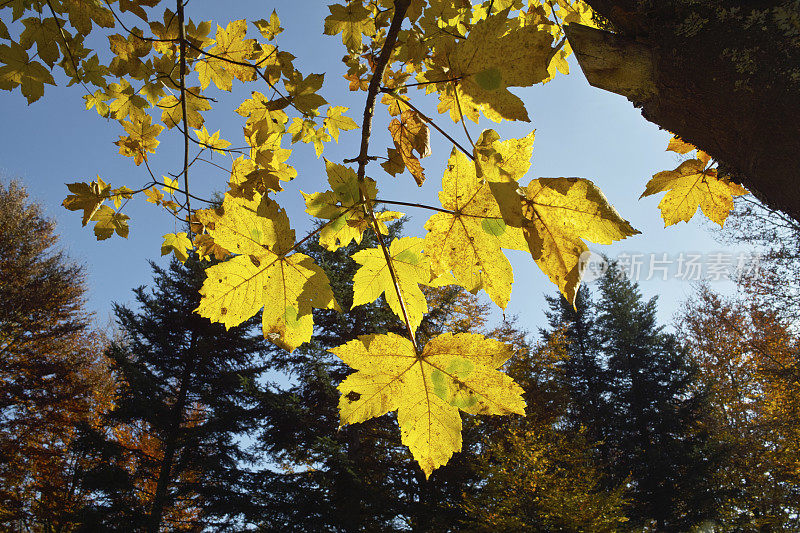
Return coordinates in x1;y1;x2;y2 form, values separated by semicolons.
354;0;418;352
177;0;191;237
383;91;474;161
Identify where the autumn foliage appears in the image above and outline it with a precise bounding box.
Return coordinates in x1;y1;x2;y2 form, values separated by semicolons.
0;0;757;481
0;182;115;529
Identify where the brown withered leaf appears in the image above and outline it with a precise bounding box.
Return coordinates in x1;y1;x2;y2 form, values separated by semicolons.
388;109;431;186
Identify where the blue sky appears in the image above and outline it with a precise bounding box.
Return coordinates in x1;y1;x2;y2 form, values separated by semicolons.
0;1;746;332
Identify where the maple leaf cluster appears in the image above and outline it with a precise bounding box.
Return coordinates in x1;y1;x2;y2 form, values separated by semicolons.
0;0;748;477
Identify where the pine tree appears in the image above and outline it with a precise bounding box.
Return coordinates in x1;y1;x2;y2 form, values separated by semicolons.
76;256;275;532
462;330;628;532
0;181;116;531
250;222;492;532
541;285;607;435
595;262;718;530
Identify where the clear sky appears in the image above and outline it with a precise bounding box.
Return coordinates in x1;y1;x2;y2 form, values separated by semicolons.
0;1;746;333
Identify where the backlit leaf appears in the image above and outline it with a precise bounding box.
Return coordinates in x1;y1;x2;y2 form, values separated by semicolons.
196;193;339;351
641;152;749;227
333;332;525;478
352;237;431;334
424;148;524;309
388;109;431;186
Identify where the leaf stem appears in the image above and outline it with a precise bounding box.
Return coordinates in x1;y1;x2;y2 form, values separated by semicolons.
383;92;474;161
177;0;191;238
354;0;418;353
453;87;475;148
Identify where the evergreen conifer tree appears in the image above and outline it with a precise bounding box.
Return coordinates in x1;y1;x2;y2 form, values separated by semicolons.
76;256;275;532
594;261;718;530
541;285;606;435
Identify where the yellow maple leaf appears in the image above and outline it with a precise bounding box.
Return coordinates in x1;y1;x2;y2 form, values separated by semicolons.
352;237;431;334
554;0;598;28
161;176;181;195
161;232;193;263
302;159;403;251
159;88;211;129
0;41;56;103
333;332;525;478
227;156;284;200
283;72;327;116
388;109;431;186
84;89;111;117
324;105;358;142
423;9;554;122
236;91;290;127
254;10;283;40
90;204;129;240
323;2;376;51
424;148;525;309
19;17;61;67
194;126;232;154
62;0;114;35
519;178;639;304
196;193;339;351
641;151;749;227
62;176;110;225
115;115;164;165
105;79;148;123
144;186;164;205
473;128;638;305
666;135;696;154
196;20;257;91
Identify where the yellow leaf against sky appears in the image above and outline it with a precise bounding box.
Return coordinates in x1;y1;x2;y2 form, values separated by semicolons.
254;10;283;41
227;156;284;200
324;105;358;142
0;41;56;103
62;176;110;225
388;109;431;186
160;232;193;263
520;178;639;304
107;79;148;123
424;148;525;309
194;126;231;154
302;159;402;251
196;20;257;91
641;152;748;227
196;193;339;352
333;332;525;478
323;2;376;52
352;237;431;334
19;17;60;67
472;128;637;305
666;135;695;154
422;8;554;123
159;88;211;129
90;204;129;240
115;115;163;166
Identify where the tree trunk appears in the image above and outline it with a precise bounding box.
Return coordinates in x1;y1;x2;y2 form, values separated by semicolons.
147;332;196;533
565;1;800;223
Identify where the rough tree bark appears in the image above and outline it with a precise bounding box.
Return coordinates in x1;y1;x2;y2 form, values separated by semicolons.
565;0;800;222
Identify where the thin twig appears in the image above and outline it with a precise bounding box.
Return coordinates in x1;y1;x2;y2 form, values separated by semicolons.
453;88;475;148
177;0;191;237
354;0;418;352
375;198;506;219
44;0;93;94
